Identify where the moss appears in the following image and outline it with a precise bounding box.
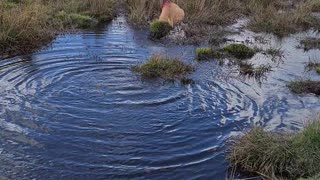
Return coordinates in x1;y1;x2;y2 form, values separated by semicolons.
228;117;320;179
196;47;224;60
132;55;194;80
223;44;255;59
150;21;172;39
288;80;320;95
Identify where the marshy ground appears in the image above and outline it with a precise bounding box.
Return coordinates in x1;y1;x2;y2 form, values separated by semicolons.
0;0;320;179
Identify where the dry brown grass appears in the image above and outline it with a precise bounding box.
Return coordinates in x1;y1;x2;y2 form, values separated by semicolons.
0;0;117;57
0;1;53;55
126;0;320;38
126;0;242;26
246;0;320;36
228;116;320;179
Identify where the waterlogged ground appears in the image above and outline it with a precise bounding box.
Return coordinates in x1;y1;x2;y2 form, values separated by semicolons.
0;16;320;179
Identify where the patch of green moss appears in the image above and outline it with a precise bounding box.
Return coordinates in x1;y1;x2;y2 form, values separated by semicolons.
196;47;223;60
223;44;256;59
150;21;172;39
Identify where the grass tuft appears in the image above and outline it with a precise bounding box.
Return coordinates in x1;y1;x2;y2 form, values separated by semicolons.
305;61;320;75
300;38;320;51
132;55;194;80
0;0;117;57
229;116;320;179
150;21;172;39
239;63;272;80
223;44;256;59
196;47;223;60
288;80;320;95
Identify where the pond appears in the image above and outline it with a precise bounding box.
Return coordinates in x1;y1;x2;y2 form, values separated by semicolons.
0;16;319;179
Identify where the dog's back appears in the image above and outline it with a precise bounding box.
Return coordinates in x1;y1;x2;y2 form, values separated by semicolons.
159;2;185;26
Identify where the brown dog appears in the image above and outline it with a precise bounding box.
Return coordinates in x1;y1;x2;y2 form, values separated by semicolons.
159;0;185;27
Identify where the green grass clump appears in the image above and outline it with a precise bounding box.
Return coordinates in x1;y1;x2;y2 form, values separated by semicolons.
150;21;172;39
196;47;223;60
223;44;255;59
288;80;320;95
229;116;320;179
56;11;97;29
132;55;194;80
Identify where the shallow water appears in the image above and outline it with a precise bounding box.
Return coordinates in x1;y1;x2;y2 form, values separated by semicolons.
0;16;320;179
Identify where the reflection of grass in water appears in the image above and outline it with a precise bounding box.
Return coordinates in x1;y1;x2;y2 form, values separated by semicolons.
228;116;320;179
132;54;194;81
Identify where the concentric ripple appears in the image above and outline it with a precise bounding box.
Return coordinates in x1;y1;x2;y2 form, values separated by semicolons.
0;16;319;179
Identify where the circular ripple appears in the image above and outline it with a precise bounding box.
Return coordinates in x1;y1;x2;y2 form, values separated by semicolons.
0;16;260;179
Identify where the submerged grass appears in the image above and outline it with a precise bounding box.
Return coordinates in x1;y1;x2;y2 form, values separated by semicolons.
300;38;320;51
0;0;116;57
288;80;320;95
132;55;194;81
228;116;320;179
306;61;320;74
239;63;272;80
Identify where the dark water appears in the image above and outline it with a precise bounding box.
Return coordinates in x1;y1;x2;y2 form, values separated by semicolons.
0;16;320;179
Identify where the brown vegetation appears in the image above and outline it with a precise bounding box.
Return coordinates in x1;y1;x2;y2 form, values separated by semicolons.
126;0;320;39
228;116;320;179
0;0;116;57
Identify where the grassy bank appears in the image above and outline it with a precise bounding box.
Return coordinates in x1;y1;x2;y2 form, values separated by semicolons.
126;0;320;40
0;0;116;57
228;116;320;179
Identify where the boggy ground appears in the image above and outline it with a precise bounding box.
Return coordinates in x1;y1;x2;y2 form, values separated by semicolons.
126;0;320;43
1;0;320;179
2;0;320;57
